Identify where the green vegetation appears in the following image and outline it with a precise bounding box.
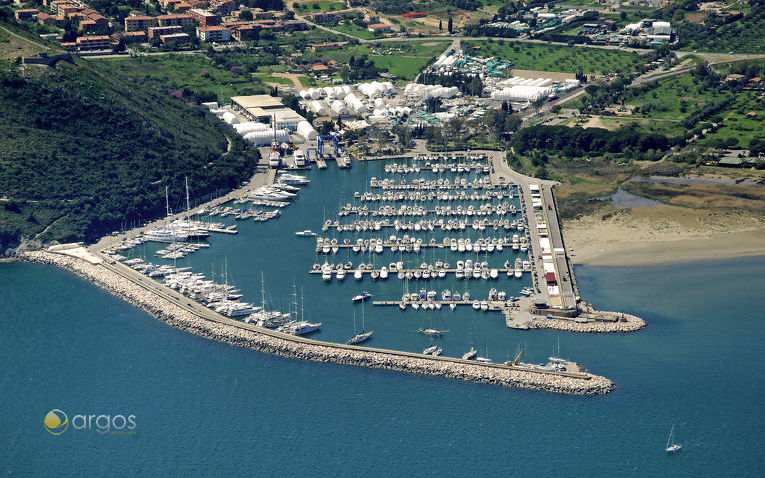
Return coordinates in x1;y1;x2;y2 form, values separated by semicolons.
100;54;268;104
253;73;293;86
0;59;259;254
330;22;379;40
293;1;345;12
303;41;449;80
666;1;765;53
462;41;647;75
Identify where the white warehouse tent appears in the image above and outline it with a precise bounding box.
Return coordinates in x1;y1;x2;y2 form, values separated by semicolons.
490;86;553;102
243;129;290;145
221;111;239;125
296;121;318;140
233;122;269;135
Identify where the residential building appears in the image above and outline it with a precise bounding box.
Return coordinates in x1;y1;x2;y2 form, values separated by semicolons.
37;13;63;26
148;25;183;39
159;32;190;44
125;15;159;32
310;42;342;52
158;13;195;28
189;8;218;27
210;0;236;16
76;35;111;51
230;23;260;40
367;23;390;34
14;9;40;21
196;25;231;42
112;31;147;44
310;12;337;23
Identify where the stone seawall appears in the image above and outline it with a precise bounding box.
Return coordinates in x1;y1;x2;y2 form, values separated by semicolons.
528;314;646;333
21;251;615;395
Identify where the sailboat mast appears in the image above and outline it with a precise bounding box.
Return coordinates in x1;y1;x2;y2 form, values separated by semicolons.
185;176;190;215
165;186;170;217
260;271;266;309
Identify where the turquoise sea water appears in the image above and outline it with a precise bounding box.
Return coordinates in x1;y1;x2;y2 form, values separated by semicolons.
2;256;764;476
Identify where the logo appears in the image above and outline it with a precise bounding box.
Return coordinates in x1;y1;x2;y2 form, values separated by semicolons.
44;409;69;435
44;409;136;435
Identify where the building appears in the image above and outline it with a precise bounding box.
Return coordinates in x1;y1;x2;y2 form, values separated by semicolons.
159;32;190;44
363;13;380;24
367;23;390;34
310;42;343;52
14;9;40;21
76;9;108;31
148;25;183;39
76;35;111;51
196;25;231;42
158;13;196;28
189;8;218;27
36;13;63;26
310;12;338;23
125;15;159;32
210;0;236;16
231;95;285;122
112;31;147;44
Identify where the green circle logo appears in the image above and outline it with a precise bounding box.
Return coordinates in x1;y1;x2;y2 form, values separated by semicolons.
44;409;68;435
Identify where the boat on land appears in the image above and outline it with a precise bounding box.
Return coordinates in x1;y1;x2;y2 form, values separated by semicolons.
352;291;372;302
295;230;316;237
665;425;682;454
294;149;307;168
269;151;281;168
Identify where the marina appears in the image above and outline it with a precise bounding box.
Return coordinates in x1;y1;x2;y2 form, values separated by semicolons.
35;151;645;392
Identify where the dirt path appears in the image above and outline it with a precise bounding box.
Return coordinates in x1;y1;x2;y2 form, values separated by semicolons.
270;73;306;90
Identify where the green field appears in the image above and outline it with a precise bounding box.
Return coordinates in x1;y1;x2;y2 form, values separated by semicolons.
697;93;763;149
330;22;379;40
100;54;266;103
253;73;293;86
293;1;346;12
463;41;647;75
304;41;449;80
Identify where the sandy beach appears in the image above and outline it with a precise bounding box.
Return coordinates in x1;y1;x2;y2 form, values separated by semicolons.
563;204;765;266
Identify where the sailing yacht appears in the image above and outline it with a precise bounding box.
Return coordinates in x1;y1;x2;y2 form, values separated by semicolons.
347;301;373;345
665;425;682;453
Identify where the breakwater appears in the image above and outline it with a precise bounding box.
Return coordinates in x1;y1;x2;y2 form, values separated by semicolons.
21;250;614;395
525;314;646;333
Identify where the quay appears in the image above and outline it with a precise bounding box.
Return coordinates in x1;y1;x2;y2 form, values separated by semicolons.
23;247;615;395
308;267;532;276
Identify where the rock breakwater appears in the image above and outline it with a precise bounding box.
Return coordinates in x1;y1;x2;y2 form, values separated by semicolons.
22;250;615;395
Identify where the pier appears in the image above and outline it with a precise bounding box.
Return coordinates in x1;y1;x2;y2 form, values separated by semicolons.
23;248;616;395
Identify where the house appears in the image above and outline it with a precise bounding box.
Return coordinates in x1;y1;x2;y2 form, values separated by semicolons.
37;13;63;26
15;9;40;22
230;23;261;41
363;13;380;24
367;23;390;34
189;8;218;27
310;42;342;52
725;73;746;84
196;25;231;42
310;12;338;23
125;15;159;32
311;63;329;73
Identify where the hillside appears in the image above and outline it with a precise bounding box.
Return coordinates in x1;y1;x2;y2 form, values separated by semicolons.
0;57;259;254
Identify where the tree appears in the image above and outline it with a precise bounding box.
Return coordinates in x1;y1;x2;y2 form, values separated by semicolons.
448;16;453;33
113;38;126;53
439;19;443;31
239;10;253;21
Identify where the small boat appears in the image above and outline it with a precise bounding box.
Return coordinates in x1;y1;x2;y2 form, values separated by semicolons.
295;230;316;237
347;304;373;345
462;346;477;360
665;425;682;454
352;291;372;303
423;345;443;356
419;328;448;336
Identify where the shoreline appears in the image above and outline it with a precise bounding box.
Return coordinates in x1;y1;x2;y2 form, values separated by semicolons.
563;205;765;267
20;250;615;396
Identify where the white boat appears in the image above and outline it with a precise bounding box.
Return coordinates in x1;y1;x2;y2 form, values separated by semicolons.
278;320;321;336
665;425;682;453
295;230;316;237
347;302;373;345
293;149;307;168
352;291;372;302
269;151;281;168
419;328;448;336
423;345;443;356
462;346;477;360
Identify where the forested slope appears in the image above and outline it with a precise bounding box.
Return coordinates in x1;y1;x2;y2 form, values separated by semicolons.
0;58;258;253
